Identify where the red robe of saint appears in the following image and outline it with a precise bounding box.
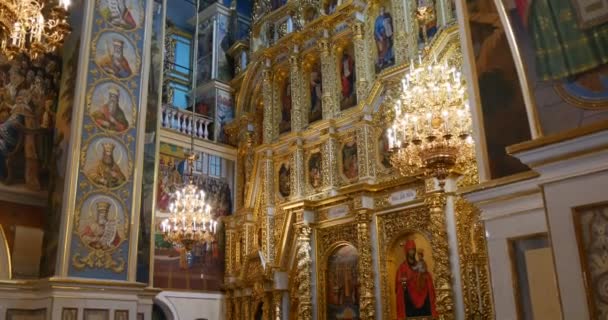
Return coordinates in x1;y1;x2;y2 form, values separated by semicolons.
395;240;438;319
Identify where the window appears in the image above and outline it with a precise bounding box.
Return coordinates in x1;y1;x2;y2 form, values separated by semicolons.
195;152;204;172
209;155;221;177
169;82;190;109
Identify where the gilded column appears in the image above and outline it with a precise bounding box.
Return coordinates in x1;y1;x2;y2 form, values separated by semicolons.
244;222;255;257
234;296;241;320
356;120;377;182
243;296;251;320
351;22;371;101
263;150;276;263
426;191;455;319
318;30;339;119
263;293;272;319
273;290;284;320
262;58;275;144
407;0;420;57
225;228;235;276
436;0;453;27
226;292;234;320
291;139;305;199
391;0;413;64
290;42;307;131
296;224;313;320
322;125;340;192
356;210;376;320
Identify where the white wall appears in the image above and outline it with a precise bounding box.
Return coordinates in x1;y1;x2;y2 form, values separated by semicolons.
543;170;608;319
155;291;224;320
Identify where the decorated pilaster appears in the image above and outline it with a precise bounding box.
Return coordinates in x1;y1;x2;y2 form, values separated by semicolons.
296;223;313;320
351;21;371;102
391;0;414;64
290;41;307;131
356;117;377;182
356;209;376;320
425;188;456;319
262;57;276;144
273;290;284;320
263;149;276;263
318;29;339;119
322;124;340;193
436;0;454;27
226;227;236;276
291;139;306;199
234;295;242;320
56;0;153;281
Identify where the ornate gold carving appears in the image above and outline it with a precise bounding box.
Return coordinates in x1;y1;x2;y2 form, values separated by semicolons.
322;132;340;191
290;48;306;132
376;205;430;320
356;123;377;181
455;197;493;319
425;191;455;318
296;225;313;320
351;21;370;100
273;290;283;320
292;143;306;198
318;36;340;119
262;64;275;143
356;210;376;319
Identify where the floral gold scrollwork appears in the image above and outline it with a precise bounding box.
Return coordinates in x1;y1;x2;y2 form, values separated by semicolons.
455;197;493;319
356;123;377;181
296;225;313;320
262;64;275;144
356;210;376;320
322;133;340;190
426;191;455;318
72;250;126;273
290;48;306;132
351;21;370;100
318;36;340;119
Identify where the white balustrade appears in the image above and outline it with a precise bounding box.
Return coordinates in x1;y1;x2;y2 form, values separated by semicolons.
161;105;213;140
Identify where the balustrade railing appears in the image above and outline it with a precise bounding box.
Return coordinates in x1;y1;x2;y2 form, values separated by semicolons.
161;104;213;140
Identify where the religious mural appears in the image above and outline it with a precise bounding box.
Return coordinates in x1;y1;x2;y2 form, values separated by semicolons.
217;13;233;82
326;245;360;320
153;143;233;291
216;89;234;144
308;152;322;190
0;53;61;192
278;161;291;198
391;233;438;319
68;0;147;280
83;137;131;189
98;0;145;30
88;82;134;133
342;141;358;181
94;31;139;80
374;3;395;73
340;44;357;110
416;0;438;48
465;0;531;179
309;62;323;123
280;79;292;134
502;0;608;129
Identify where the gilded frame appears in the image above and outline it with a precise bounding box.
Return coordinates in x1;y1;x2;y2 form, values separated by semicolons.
305;147;324;194
375;204;431;320
338;132;359;184
315;222;359;320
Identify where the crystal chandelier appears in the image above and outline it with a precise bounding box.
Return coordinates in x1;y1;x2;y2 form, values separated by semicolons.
387;56;474;184
161;154;218;252
160;0;216;252
0;0;71;60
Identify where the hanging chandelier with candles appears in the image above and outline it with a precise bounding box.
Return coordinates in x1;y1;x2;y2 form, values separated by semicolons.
160;0;216;252
387;56;474;183
0;0;71;60
161;154;218;252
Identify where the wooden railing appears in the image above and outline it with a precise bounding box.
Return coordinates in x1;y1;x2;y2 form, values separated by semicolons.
161;105;213;140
